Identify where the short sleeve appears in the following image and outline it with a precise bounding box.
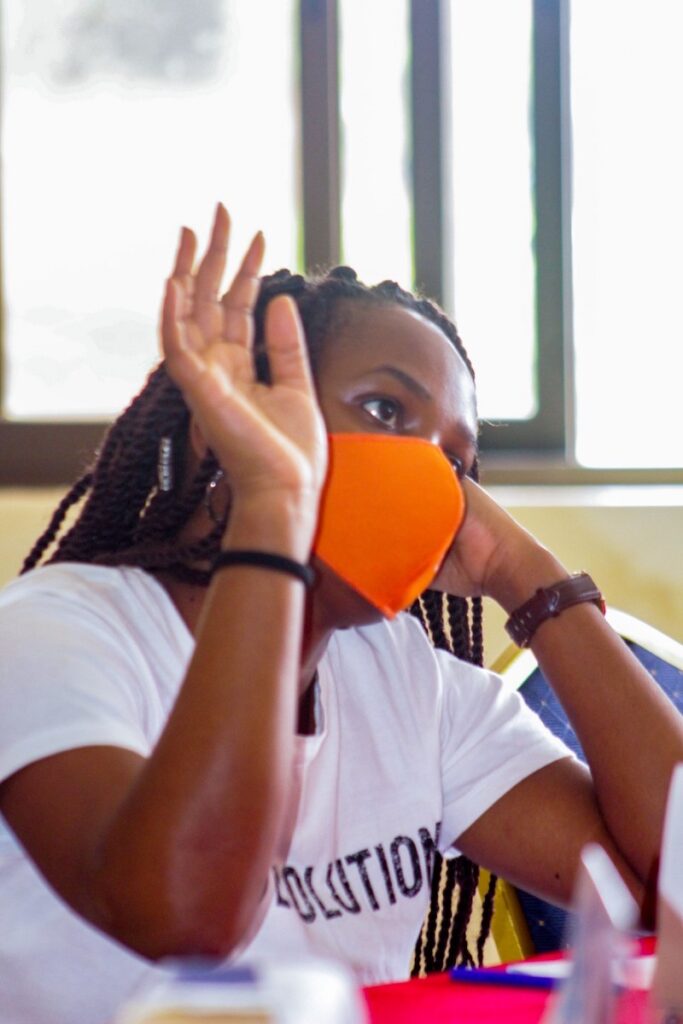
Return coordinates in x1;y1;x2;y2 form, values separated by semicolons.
436;650;574;849
0;590;152;786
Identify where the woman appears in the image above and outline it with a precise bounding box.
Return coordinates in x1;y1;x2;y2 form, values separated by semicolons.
0;204;681;1023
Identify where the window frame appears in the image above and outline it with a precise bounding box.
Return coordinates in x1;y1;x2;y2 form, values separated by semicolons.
1;0;682;487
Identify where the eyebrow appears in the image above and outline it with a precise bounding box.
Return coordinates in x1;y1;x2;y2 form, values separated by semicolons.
363;363;480;456
366;364;432;401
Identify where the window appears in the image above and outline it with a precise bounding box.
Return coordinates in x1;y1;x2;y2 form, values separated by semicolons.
2;0;298;421
2;0;682;484
339;0;412;288
570;0;683;469
449;0;536;423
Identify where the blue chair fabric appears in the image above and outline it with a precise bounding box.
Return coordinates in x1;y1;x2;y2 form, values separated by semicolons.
514;634;683;953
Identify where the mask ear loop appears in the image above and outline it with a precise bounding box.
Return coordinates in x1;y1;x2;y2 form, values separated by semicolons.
204;468;226;525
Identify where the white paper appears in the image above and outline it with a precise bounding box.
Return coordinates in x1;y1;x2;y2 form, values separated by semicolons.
542;843;639;1024
509;954;656;990
651;763;683;1017
658;763;683;914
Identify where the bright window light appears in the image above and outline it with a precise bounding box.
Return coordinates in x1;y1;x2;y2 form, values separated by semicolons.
571;0;683;468
2;0;298;419
448;0;536;422
339;0;412;290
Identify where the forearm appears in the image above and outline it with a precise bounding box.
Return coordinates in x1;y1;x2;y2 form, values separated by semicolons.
493;542;683;885
531;602;683;883
92;502;312;958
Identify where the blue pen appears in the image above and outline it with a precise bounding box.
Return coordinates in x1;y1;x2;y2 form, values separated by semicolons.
450;966;558;991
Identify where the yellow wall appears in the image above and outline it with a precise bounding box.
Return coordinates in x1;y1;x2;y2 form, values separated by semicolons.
482;486;683;662
1;486;681;659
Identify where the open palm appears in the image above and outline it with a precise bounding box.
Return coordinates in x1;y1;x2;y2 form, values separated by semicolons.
161;204;328;505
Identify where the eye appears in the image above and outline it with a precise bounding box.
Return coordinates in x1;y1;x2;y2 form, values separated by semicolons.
446;454;465;479
361;397;402;430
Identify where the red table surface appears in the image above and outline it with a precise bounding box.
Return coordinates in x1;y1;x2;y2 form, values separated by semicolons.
362;937;656;1024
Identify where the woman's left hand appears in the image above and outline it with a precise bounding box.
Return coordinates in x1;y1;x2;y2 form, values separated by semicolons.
431;479;566;611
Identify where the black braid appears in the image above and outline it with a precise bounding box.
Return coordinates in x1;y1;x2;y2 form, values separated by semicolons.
446;857;480;968
24;264;495;971
22;472;93;574
21;365;216;578
477;871;499;966
432;853;461;968
418;855;444;974
420;590;451;651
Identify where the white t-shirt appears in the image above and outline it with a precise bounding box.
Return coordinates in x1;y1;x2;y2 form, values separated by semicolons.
0;563;572;1023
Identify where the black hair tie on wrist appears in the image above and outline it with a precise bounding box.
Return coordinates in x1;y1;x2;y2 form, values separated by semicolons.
212;549;316;588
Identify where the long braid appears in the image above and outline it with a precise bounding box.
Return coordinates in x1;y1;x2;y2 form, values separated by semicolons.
414;853;444;974
470;595;484;668
420;590;451;651
447;595;472;662
23;365;201;576
477;870;499;966
24;263;495;971
22;471;93;573
447;857;480;968
432;855;461;968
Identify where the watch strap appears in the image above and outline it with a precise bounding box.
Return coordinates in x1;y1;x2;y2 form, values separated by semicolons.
504;572;606;648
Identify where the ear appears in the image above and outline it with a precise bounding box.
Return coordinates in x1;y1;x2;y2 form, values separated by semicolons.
189;416;209;462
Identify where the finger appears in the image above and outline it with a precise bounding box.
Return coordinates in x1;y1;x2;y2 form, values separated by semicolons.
161;277;185;359
221;230;265;349
264;294;315;393
171;226;197;279
194;202;230;307
161;277;202;357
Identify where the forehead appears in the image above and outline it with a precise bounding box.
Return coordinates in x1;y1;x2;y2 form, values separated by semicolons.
316;301;477;417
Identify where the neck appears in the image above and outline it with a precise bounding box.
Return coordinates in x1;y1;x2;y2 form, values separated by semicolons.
298;596;334;695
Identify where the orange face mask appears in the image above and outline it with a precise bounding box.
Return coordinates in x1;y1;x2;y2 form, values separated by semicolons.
313;434;466;618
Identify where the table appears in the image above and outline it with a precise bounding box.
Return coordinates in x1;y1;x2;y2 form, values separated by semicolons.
363;969;553;1024
362;938;656;1024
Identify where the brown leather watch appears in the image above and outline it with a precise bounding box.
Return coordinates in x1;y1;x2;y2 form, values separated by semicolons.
504;572;606;648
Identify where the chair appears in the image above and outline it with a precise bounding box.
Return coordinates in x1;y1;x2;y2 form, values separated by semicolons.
484;607;683;958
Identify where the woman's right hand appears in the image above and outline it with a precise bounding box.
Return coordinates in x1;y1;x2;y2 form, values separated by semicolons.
161;203;328;518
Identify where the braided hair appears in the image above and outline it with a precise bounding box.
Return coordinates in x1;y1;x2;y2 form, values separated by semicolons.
23;264;495;972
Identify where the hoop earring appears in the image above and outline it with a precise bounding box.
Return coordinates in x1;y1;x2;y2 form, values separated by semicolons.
204;468;226;525
157;436;174;492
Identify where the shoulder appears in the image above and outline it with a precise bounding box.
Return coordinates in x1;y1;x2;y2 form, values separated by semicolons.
2;561;160;612
0;562;187;646
0;563;192;712
0;565;189;780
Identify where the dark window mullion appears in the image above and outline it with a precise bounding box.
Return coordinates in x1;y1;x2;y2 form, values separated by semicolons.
530;0;566;450
479;0;567;455
299;0;341;272
557;0;575;463
410;0;451;310
0;421;107;486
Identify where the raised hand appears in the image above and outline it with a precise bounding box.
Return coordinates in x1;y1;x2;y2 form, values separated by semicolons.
161;204;328;513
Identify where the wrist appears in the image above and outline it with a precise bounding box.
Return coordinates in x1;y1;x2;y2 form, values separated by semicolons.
505;572;606;648
222;493;319;563
485;541;569;614
212;550;315;588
